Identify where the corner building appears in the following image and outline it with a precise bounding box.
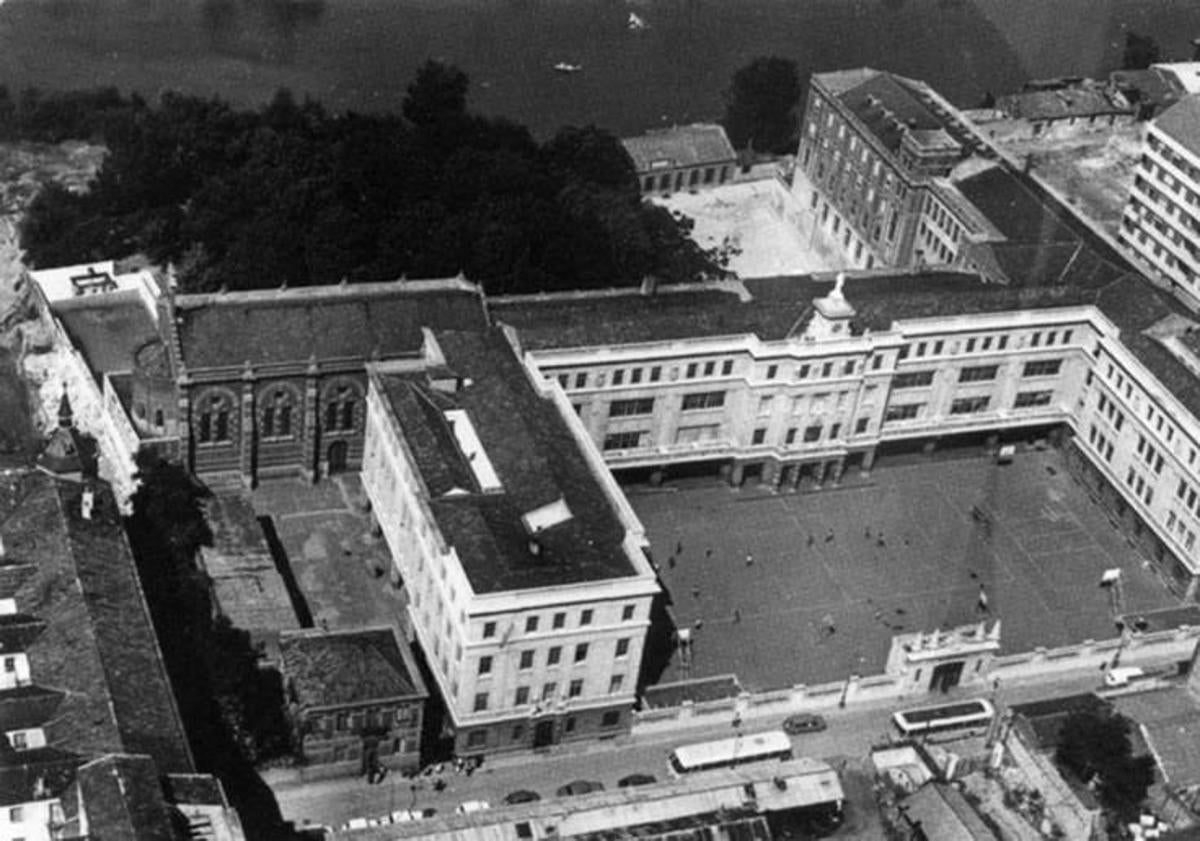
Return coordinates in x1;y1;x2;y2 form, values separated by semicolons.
361;329;659;756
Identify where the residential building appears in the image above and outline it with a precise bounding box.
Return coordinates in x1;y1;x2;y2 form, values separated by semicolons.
361;329;659;755
622;123;737;196
279;627;427;778
992;81;1135;140
1120;94;1200;305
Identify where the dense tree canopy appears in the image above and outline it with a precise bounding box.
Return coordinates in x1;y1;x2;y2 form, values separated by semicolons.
8;65;727;294
1055;708;1156;821
721;56;804;155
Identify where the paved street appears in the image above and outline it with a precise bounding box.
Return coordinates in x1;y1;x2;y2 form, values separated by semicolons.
268;668;1115;831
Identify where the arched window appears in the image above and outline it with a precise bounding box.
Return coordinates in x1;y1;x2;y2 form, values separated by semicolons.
323;384;359;433
195;390;236;444
259;386;298;439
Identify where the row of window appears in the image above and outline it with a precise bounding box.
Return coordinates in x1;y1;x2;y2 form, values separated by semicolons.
1088;424;1116;463
1125;467;1155;506
195;388;358;444
1096;392;1127;432
897;333;1072;362
478;638;630;676
480;604;637;640
1136;434;1166;476
462;709;623;749
310;705;417;735
472;673;627;712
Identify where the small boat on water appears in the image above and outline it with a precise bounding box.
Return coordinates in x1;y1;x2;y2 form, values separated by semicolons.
553;62;582;74
628;12;648;30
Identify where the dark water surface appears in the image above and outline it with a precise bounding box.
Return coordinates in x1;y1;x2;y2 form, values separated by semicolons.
1;0;1199;137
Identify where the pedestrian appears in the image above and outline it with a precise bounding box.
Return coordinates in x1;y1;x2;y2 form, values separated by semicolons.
807;533;815;547
733;608;741;623
865;527;871;539
745;553;754;566
692;586;700;598
705;547;713;558
694;619;704;630
825;529;834;543
877;536;886;548
977;585;990;613
668;555;676;569
676;540;683;556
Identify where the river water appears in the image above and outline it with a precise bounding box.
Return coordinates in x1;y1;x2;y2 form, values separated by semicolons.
0;0;1198;137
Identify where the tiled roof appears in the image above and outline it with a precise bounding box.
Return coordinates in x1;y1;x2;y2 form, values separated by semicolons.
74;755;176;841
620;124;736;173
280;627;425;710
0;613;47;652
1154;94;1200;160
0;472;193;773
0;748;80;807
833;71;947;154
174;279;488;370
955;166;1078;246
53;291;159;379
0;685;64;731
379;330;640;593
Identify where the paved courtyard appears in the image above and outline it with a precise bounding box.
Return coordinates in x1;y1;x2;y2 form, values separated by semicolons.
629;449;1179;691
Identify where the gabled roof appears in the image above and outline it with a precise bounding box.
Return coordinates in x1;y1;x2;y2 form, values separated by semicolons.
173;279;488;370
1154;94;1200;160
0;613;47;653
620;124;736;173
0;747;80;807
831;70;947;154
0;685;65;732
280;627;426;710
74;755;176;841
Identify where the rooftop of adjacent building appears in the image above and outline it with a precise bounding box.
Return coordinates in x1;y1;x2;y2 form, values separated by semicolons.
171;277;489;370
69;754;178;841
377;328;641;594
619;123;736;173
816;68;955;156
0;471;194;776
53;289;159;380
1152;62;1200;96
1152;93;1200;160
899;782;1000;841
279;626;426;711
996;84;1131;122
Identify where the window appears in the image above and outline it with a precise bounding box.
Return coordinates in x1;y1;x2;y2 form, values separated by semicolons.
950;396;990;414
519;650;534;670
681;391;726;411
703;361;715;376
601;710;621;727
3;656;14;673
830;422;841;439
751;428;766;445
612;369;624;386
1014;391;1053;408
621;604;635;621
822;362;833;377
542;682;557;701
959;365;999;383
1023;359;1063;377
553;612;565;629
686;362;698;379
885;404;921;422
325;385;357;432
515;686;530;706
10;805;24;822
855;418;869;434
478;656;493;675
998;335;1008;350
603;431;643;451
892;371;934;389
11;731;27;750
467;730;487;748
785;428;797;444
580;609;594;626
575;643;590;662
548;646;562;666
609;675;626;693
872;355;883;370
525;616;539;633
473;693;489;712
803;425;822;442
482;622;496;639
649;366;661;382
630;368;642;384
565;716;578;733
608;395;647;420
569;679;584;697
616;638;630;658
798;364;811;378
574;372;587;389
766;364;778;379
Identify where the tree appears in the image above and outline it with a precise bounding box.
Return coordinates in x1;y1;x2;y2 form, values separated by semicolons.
541;125;638;192
722;56;804;155
403;59;470;128
1056;709;1156;820
1123;31;1162;71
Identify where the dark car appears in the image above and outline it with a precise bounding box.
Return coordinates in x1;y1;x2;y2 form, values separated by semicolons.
503;790;541;805
782;713;827;734
556;780;605;797
618;773;657;788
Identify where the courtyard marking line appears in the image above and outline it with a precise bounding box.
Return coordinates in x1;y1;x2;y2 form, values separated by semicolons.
274;508;356;520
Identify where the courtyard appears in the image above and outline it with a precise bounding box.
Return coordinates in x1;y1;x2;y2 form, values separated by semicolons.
627;448;1180;691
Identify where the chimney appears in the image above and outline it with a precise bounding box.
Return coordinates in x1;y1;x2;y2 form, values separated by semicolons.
81;489;94;521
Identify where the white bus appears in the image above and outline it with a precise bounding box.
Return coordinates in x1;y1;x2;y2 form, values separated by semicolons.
668;730;793;776
892;698;995;737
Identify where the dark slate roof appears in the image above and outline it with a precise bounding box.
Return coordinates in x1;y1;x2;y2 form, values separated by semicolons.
74;755;175;841
1155;94;1200;159
491;281;814;351
380;329;640;593
0;613;47;653
0;748;80;807
620;124;736;172
280;627;425;710
0;472;193;773
833;70;947;154
53;291;159;379
0;685;64;731
956;166;1078;246
174;280;488;370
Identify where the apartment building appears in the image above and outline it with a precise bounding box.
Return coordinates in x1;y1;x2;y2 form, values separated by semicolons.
360;329;659;756
1120;94;1200;306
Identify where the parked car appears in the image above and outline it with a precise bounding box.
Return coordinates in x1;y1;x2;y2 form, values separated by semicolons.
503;790;541;805
556;780;604;797
618;773;657;788
782;713;827;734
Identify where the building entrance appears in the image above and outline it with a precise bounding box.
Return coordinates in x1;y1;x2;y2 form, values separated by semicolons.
327;440;348;474
533;719;555;748
930;660;965;693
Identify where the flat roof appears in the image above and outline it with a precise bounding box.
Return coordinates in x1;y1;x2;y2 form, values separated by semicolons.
280;627;426;709
379;329;639;594
53;290;158;379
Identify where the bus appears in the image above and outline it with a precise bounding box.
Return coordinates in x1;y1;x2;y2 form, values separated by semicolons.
668;730;793;776
892;698;995;737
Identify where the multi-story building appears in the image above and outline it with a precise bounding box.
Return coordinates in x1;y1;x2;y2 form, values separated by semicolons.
279;626;427;778
622;123;737;196
361;328;659;756
1120;94;1200;306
